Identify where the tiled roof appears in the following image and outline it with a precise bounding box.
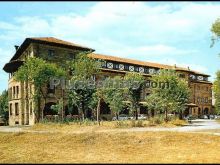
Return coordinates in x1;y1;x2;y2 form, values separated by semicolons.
29;37;94;50
88;53;210;76
9;37;94;62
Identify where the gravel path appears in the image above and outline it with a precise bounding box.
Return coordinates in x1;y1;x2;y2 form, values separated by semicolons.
1;119;220;135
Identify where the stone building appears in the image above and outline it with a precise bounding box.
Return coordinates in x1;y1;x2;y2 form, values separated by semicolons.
3;37;213;125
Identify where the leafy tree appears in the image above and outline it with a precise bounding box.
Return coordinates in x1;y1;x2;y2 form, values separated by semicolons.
211;18;220;47
0;90;8;123
89;76;126;122
124;72;145;120
211;19;220;115
213;71;220;115
14;57;66;122
103;76;125;120
145;69;190;121
68;52;102;120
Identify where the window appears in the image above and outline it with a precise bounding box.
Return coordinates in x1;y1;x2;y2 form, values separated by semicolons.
129;66;134;72
145;68;149;74
197;76;203;81
179;73;185;78
134;66;139;72
139;67;144;73
204;77;208;81
124;64;129;71
9;87;12;100
119;64;124;70
48;49;55;58
101;61;106;68
9;103;12;115
47;83;55;94
15;103;19;116
13;86;15;98
114;63;119;70
190;74;196;80
30;102;32;115
149;68;155;74
69;53;75;59
16;86;19;98
107;62;113;69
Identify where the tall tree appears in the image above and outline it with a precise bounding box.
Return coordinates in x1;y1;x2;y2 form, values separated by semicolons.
89;76;126;121
145;69;190;121
213;71;220;115
211;18;220;47
211;18;220;115
124;72;145;120
0;90;8;123
14;57;66;122
68;51;102;120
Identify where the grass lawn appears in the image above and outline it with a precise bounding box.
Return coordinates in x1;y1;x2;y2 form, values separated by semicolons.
0;130;220;163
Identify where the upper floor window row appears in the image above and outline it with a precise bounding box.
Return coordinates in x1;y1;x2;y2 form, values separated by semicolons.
189;74;208;82
102;61;160;75
47;50;76;60
9;86;19;99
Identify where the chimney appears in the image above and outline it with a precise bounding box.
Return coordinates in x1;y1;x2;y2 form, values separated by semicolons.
174;64;176;68
14;45;19;51
187;66;190;70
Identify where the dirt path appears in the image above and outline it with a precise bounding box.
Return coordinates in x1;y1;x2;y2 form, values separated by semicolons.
1;119;220;136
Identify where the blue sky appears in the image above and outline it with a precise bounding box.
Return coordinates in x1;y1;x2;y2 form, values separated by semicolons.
0;1;220;93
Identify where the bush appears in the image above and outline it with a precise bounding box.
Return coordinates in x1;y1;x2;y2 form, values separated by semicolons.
130;120;145;127
148;115;164;126
170;119;187;126
114;121;129;128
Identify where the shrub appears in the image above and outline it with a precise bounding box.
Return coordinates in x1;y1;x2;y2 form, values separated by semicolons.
170;119;187;126
148;115;164;126
130;120;145;127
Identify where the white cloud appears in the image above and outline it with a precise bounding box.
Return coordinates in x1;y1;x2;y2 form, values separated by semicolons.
0;2;220;91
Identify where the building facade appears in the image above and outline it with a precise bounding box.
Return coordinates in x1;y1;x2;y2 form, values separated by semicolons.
3;37;213;126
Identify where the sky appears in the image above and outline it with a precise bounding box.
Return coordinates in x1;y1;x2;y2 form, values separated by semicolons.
0;1;220;93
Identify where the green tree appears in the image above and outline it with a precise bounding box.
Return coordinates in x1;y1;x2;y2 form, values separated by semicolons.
211;18;220;47
124;72;145;120
211;18;220;115
68;52;102;121
89;76;126;121
14;57;66;122
103;76;125;120
145;69;190;121
213;71;220;115
0;90;8;123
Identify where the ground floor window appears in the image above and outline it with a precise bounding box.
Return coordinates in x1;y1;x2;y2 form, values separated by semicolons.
100;101;111;115
43;102;57;116
140;106;148;114
15;103;19;116
9;103;12;115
